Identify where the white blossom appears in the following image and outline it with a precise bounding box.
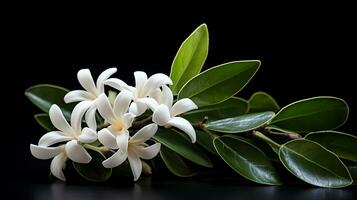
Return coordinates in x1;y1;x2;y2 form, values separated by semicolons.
102;123;161;181
64;68;117;130
105;71;172;116
30;102;97;181
145;85;198;143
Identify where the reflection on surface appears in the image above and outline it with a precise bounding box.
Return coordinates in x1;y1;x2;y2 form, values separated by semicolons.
7;176;356;200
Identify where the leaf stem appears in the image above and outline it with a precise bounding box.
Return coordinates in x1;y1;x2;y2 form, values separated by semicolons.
267;130;301;139
132;116;153;129
200;126;219;139
252;131;281;151
83;144;113;153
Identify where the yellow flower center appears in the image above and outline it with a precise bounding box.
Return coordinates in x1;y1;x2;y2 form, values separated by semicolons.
111;119;124;132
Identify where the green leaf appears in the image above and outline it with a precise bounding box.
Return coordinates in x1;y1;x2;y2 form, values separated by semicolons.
34;113;55;131
248;91;280;113
170;24;209;94
196;130;217;155
305;131;357;162
205;111;275;133
347;165;357;185
279;139;352;188
178;60;261;107
184;97;248;123
270;96;349;133
153;128;213;168
213;135;282;185
25;84;75;120
160;145;197;177
73;148;112;182
112;161;132;177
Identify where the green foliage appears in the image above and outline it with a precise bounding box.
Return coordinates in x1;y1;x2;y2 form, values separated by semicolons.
248;91;280;113
34;113;55;131
160;146;197;177
178;60;260;107
170;24;209;94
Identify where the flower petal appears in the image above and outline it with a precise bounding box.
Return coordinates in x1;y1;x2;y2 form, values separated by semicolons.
133;143;161;160
152;104;171;126
30;144;63;159
96;94;116;123
64;90;95;103
134;71;148;94
77;69;98;95
104;78;132;92
167;117;196;143
102;150;127;168
149;88;161;102
113;90;133;116
50;152;67;181
116;133;129;154
122;113;135;128
78;127;97;143
138;97;159;111
98;128;118;149
71;101;92;135
160;85;173;108
49;105;74;135
85;105;97;130
39;131;71;147
96;67;117;93
65;140;91;163
143;73;173;95
130;123;158;144
170;98;198;117
130;100;150;116
128;152;142;181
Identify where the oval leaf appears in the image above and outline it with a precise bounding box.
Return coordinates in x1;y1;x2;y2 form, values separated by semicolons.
270;96;349;133
213;135;282;185
34;113;55;131
170;24;209;94
196;130;217;155
184;97;248;123
178;60;261;107
249;91;280;113
279;139;352;188
160;145;197;177
73;148;112;182
25;84;75;120
153;128;213;168
205;111;275;133
305;131;357;162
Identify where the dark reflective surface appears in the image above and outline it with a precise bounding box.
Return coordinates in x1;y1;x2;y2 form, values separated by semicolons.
6;174;357;200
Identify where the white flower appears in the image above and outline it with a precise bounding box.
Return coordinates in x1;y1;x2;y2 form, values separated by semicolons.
145;85;198;143
30;102;98;181
96;91;135;149
64;68;117;130
105;71;172;116
102;123;161;181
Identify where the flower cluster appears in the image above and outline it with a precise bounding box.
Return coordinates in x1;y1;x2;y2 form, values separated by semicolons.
30;68;198;181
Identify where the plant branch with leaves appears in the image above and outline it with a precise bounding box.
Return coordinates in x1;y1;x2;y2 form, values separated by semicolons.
26;24;357;188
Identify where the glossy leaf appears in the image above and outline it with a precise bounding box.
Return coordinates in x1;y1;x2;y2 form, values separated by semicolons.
279;139;352;188
213;135;282;185
160;145;197;177
178;60;261;107
73;148;112;182
153;128;213;168
25;84;75;120
348;166;357;185
34;113;55;131
205;111;275;133
305;131;357;162
249;91;279;113
196;130;217;155
184;97;248;123
270;97;349;133
170;24;209;94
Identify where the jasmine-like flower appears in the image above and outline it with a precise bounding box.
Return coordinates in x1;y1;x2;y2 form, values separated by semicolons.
30;102;97;181
105;71;172;116
64;68;117;129
145;85;198;143
96;91;135;150
102;123;161;181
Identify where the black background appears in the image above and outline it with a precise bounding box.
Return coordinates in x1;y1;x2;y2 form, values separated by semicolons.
4;3;357;199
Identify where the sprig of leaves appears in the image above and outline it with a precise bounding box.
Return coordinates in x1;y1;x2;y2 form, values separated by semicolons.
26;23;357;188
